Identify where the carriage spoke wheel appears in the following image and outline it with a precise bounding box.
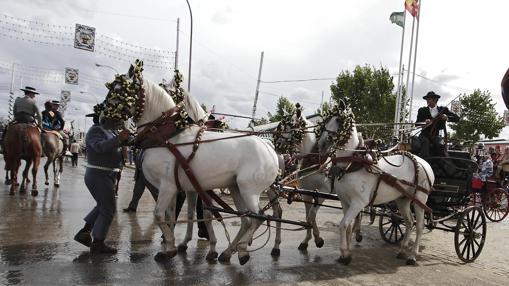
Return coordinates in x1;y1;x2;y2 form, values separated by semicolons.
454;206;486;263
482;188;509;222
379;211;406;244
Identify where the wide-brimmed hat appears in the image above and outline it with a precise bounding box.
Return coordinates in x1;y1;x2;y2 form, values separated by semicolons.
423;91;441;100
20;86;39;94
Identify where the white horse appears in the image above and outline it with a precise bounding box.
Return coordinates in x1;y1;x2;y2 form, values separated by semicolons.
104;64;279;265
317;102;434;265
273;108;363;253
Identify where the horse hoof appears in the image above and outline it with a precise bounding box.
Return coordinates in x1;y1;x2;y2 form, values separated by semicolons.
271;248;280;257
166;250;177;259
206;251;218;261
5;180;11;185
298;243;308;251
355;233;363;243
406;259;417;266
396;252;406;259
9;191;14;196
315;238;324;248
336;256;352;265
177;244;188;253
154;252;168;262
54;183;60;187
218;253;231;263
239;254;250;265
45;182;49;186
31;190;38;197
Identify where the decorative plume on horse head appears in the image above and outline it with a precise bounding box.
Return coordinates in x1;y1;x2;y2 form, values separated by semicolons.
315;99;355;152
273;103;307;155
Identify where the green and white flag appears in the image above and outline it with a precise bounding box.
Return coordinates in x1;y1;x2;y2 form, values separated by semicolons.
390;11;405;28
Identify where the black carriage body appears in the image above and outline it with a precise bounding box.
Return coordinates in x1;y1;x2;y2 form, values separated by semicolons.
425;152;478;216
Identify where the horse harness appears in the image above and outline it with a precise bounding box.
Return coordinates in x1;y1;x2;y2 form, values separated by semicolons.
134;106;243;219
329;148;433;213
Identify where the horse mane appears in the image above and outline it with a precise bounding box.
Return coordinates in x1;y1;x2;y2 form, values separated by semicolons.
138;78;207;126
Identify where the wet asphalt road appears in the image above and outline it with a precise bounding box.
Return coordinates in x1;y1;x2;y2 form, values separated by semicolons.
0;156;508;285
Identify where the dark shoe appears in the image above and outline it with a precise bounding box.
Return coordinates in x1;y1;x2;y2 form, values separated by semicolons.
198;228;209;240
90;240;117;254
74;229;92;247
123;207;136;213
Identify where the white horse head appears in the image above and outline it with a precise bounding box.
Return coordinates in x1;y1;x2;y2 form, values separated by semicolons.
102;61;207;128
273;103;316;156
316;100;359;164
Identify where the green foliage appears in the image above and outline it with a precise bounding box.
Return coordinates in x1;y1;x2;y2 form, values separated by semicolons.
316;100;332;116
450;89;505;146
252;117;269;126
266;96;296;123
330;65;402;140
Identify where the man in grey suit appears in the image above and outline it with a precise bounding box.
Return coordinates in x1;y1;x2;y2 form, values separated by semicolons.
74;109;130;254
13;86;42;128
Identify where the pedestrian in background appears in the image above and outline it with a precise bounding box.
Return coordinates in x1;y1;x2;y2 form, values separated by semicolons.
70;139;80;167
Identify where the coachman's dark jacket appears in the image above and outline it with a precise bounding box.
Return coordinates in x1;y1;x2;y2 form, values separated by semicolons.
416;106;460;139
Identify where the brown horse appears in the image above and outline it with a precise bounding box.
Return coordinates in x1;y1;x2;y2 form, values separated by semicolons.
3;123;43;196
41;131;64;187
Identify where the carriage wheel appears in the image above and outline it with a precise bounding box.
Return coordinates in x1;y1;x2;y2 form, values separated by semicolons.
454;206;486;263
482;188;509;222
379;210;406;244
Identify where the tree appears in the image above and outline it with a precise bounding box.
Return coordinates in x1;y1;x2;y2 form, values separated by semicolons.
450;89;505;146
266;96;296;123
316;100;332;116
330;65;403;140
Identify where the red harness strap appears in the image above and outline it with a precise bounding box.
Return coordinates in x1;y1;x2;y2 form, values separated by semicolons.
165;142;226;219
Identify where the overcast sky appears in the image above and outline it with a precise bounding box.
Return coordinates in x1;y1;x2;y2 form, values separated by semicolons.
1;0;508;138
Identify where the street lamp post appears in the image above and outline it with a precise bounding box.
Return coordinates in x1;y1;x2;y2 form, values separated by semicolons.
95;63;119;74
185;0;193;92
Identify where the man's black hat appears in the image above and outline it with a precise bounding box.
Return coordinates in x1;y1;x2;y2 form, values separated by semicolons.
20;86;39;94
50;100;60;105
423;91;441;100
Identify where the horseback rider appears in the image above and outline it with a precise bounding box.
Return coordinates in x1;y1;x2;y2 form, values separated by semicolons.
42;100;68;152
13;86;42;128
415;91;460;158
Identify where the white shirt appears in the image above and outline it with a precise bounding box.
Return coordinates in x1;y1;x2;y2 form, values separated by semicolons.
429;106;439;118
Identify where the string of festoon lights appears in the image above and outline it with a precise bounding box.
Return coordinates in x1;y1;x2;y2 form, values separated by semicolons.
0;14;174;69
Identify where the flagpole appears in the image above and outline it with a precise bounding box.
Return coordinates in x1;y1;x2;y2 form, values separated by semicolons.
409;0;422;122
393;11;407;137
404;16;416;123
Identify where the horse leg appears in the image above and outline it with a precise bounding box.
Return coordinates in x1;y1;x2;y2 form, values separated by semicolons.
298;197;313;251
407;206;425;265
395;198;414;261
337;202;364;265
177;191;196;252
44;157;51;186
203;207;218;261
353;212;363;242
266;189;282;257
53;157;61;187
5;169;11;185
20;160;31;193
310;198;324;248
154;183;178;262
56;156;63;186
31;156;40;196
9;161;20;195
218;185;249;263
235;182;267;265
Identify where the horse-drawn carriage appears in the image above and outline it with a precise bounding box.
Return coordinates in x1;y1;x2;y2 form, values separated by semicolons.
89;59;508;266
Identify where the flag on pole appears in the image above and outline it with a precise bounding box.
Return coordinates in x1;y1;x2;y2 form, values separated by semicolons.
390;11;405;28
405;0;420;19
